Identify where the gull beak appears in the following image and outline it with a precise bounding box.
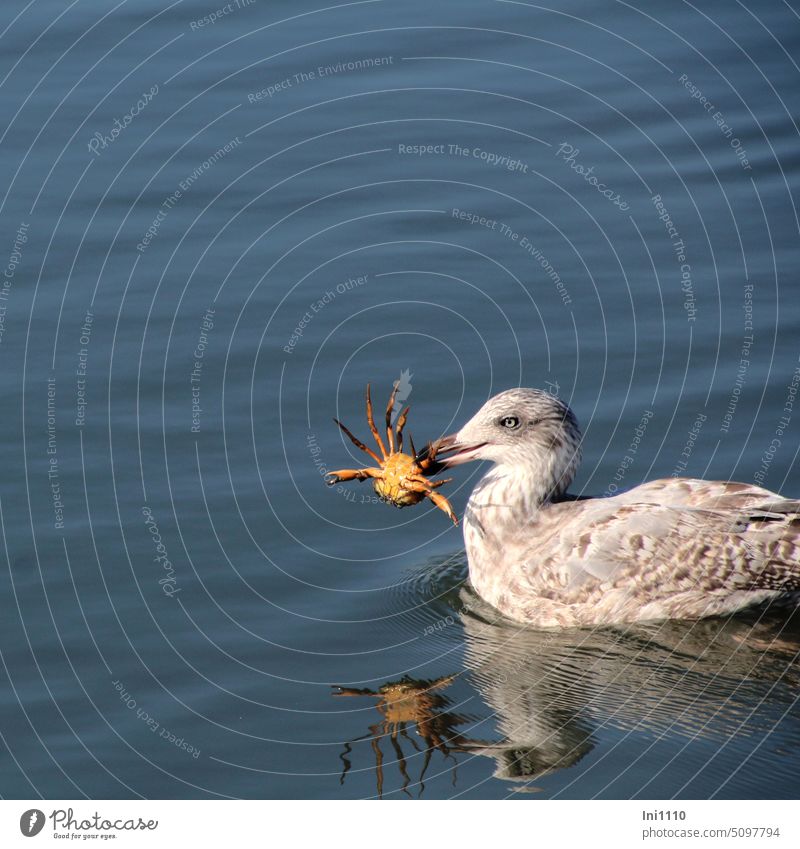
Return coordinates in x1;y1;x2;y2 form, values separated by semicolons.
423;433;487;469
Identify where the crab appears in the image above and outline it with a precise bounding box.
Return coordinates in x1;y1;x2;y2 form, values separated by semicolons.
325;383;457;524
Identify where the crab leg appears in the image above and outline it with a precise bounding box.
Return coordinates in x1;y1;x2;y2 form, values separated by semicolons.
325;467;383;484
425;491;459;525
333;418;382;464
395;405;410;452
385;384;399;452
403;479;458;524
407;475;451;489
415;440;442;473
365;384;387;458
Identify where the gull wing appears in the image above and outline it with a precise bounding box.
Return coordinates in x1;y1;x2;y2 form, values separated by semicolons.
525;488;800;598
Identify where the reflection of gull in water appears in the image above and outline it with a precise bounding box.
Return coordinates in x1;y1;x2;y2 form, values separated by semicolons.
331;587;800;796
458;591;800;790
434;389;800;626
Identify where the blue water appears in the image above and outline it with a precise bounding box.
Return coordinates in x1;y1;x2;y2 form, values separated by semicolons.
1;0;799;799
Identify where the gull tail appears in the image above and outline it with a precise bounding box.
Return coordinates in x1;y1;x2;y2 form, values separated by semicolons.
740;500;800;592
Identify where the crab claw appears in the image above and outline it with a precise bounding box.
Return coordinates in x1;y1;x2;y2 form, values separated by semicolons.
414;439;447;475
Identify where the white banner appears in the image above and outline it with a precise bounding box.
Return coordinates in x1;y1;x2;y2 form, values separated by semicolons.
0;800;795;848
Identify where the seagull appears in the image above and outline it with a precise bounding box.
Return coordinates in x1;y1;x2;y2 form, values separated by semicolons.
433;388;800;627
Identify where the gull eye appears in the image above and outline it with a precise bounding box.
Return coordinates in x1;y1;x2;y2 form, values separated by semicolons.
499;415;520;430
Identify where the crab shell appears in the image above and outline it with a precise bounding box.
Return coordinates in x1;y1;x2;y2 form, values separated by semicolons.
372;452;426;507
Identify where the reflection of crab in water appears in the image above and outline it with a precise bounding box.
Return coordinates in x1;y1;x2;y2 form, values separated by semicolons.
325;383;457;524
334;675;474;798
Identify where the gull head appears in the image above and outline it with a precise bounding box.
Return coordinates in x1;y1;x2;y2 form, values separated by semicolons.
432;388;583;499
